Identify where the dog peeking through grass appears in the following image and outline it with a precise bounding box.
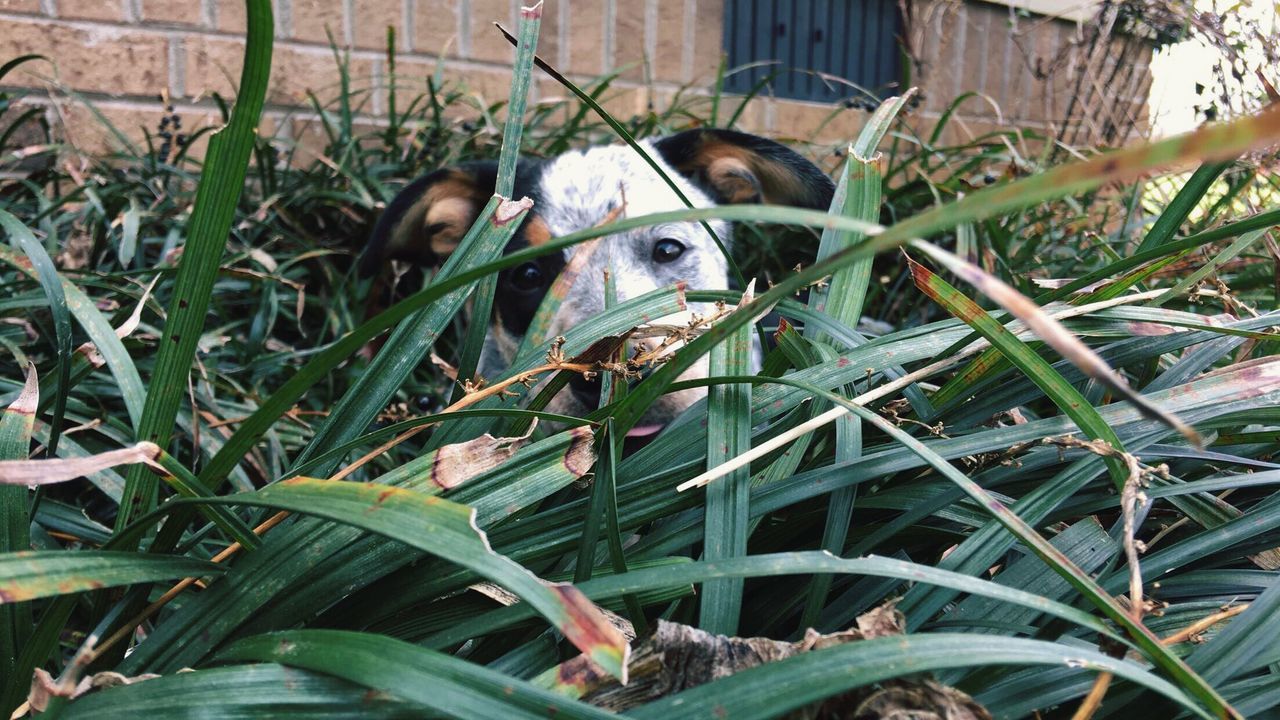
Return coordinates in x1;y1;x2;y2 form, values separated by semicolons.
361;128;834;438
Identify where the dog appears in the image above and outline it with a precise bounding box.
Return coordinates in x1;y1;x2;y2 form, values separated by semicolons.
361;128;834;436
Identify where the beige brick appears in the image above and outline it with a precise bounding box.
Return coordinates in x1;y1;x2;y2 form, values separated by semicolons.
288;116;332;159
214;0;247;33
959;7;995;115
292;0;344;45
535;0;561;72
771;100;850;144
0;0;42;14
186;37;373;106
721;93;767;134
688;0;721;83
353;0;404;50
926;8;964;113
467;0;511;64
567;0;605;75
613;0;646;81
412;0;460;56
533;76;576;123
433;60;513;105
597;85;649;122
652;0;684;83
142;0;206;25
58;0;127;21
0;22;168;97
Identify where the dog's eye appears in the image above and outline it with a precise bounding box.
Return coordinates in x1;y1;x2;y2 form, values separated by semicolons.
652;239;686;264
510;262;545;291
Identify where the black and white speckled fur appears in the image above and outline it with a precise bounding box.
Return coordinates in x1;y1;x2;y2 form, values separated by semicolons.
363;129;834;429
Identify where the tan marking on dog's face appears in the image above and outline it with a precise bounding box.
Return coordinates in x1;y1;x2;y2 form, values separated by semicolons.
679;141;808;207
524;214;553;247
706;155;762;204
387;171;483;263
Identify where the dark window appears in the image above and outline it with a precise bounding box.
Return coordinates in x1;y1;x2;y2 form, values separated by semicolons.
723;0;903;103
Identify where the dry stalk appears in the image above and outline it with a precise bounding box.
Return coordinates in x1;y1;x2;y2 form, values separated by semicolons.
1046;435;1167;720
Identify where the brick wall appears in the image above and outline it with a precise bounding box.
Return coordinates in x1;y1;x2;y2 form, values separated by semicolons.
0;0;1151;160
908;0;1153;148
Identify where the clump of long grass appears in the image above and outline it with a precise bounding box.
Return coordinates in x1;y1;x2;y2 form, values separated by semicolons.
1;3;1279;719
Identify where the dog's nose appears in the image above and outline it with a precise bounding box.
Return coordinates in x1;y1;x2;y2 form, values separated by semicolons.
569;372;602;408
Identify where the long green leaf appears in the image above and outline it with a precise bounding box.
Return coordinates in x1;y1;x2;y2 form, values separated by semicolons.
0;245;146;429
0;366;36;700
197;478;629;680
115;0;274;530
628;634;1211;720
59;663;415;718
908;257;1130;487
423;551;1120;651
700;289;753;635
0;550;222;602
452;4;542;400
215;630;618;720
0;211;71;455
1137;161;1231;253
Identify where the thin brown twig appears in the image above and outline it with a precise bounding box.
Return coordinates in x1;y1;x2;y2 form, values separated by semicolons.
1071;602;1252;720
1047;436;1156;720
1160;603;1249;646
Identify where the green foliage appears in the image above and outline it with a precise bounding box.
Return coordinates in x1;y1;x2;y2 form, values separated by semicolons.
1;5;1279;719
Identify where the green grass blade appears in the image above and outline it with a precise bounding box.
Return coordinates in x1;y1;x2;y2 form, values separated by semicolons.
452;4;542;400
628;634;1211;720
0;550;222;602
1149;228;1269;307
214;629;619;720
0;245;146;428
59;664;416;718
907;257;1130;488
115;0;274;531
150;451;259;550
0;211;71;455
700;290;753;635
793;95;907;626
423;551;1120;652
0;366;36;701
1137;161;1231;253
196;478;629;680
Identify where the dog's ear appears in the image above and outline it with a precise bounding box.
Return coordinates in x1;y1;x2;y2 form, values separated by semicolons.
653;129;834;210
360;161;497;276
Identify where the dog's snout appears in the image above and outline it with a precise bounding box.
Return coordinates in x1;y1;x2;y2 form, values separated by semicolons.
569;372;602;408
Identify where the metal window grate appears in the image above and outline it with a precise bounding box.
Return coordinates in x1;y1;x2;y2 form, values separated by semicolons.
723;0;903;103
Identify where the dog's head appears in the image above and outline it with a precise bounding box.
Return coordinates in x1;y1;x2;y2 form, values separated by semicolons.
363;129;833;433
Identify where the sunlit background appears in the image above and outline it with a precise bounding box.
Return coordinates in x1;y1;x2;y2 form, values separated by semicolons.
1149;0;1279;136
